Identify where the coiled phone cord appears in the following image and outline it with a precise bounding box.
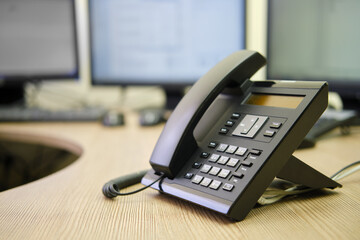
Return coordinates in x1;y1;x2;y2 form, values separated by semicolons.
102;170;164;198
102;161;360;205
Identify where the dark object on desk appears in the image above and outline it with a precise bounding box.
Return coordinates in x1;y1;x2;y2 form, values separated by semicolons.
102;111;125;127
298;108;358;149
139;108;166;126
0;106;106;122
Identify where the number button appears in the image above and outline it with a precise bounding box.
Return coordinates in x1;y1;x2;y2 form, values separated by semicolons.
209;180;222;190
191;175;203;184
209;154;220;163
223;183;234;191
217;143;228;152
218;169;230;179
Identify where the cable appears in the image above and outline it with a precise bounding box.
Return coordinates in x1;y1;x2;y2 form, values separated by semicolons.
257;161;360;205
102;170;164;198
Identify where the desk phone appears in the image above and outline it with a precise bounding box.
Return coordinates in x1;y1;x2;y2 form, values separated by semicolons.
141;50;341;221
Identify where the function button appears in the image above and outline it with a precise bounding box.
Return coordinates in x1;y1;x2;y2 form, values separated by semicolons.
200;177;212;187
223;183;234;191
218;169;231;179
241;160;253;167
225;120;235;127
233;172;244;179
227;158;240;167
217;156;229;165
216;143;229;152
184;173;194;179
208;142;217;148
239;116;258;134
219;128;229;134
200;164;212;173
264;129;276;137
209;154;220;163
200;152;210;158
209;166;221;176
231;113;240;119
192;175;203;184
225;145;238;154
270;122;282;129
249;149;262;155
209;180;222;190
192;162;202;169
235;147;247;156
233;115;268;138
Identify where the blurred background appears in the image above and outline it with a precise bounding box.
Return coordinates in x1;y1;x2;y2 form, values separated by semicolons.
0;0;359;124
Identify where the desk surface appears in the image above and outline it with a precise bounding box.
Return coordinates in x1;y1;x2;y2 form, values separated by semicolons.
0;113;359;240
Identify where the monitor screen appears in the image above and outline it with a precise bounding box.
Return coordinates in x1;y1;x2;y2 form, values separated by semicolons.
267;0;360;106
89;0;246;87
0;0;78;81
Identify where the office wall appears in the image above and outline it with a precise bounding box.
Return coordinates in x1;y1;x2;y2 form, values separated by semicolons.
32;0;267;110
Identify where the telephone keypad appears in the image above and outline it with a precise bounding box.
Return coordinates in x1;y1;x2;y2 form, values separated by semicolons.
186;139;266;194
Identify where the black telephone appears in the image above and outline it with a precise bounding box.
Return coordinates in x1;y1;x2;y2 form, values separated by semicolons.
140;50;341;221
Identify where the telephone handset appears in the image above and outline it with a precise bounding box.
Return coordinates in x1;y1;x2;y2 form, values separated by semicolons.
142;50;341;221
149;51;266;178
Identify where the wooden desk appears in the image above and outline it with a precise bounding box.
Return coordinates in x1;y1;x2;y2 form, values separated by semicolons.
0;114;359;239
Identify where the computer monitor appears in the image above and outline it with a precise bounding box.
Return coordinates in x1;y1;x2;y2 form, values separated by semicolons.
89;0;246;109
0;0;79;105
267;0;360;111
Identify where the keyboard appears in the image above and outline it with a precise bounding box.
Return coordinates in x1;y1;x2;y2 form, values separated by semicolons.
0;106;106;122
298;108;358;149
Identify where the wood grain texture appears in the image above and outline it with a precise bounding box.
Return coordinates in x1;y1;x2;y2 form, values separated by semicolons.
0;114;359;240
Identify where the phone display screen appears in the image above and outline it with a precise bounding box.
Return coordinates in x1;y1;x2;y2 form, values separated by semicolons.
246;93;304;109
